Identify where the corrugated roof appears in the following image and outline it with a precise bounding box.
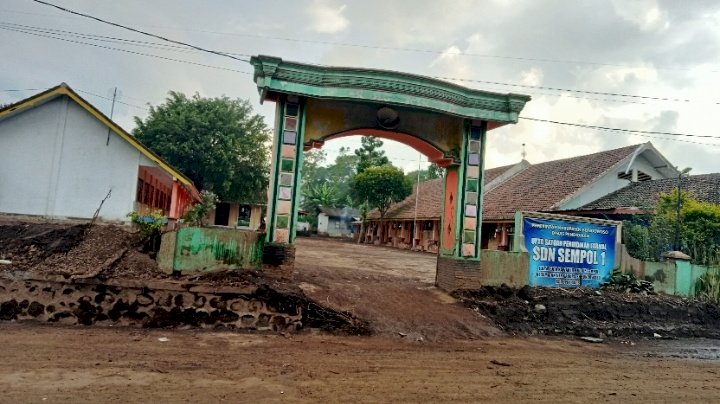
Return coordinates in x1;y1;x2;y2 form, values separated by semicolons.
577;173;720;210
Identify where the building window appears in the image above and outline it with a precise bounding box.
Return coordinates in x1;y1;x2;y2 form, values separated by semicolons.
136;179;144;202
618;170;652;182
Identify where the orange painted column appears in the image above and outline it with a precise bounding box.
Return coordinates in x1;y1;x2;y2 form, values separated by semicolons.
169;181;180;219
440;166;460;255
438;121;486;259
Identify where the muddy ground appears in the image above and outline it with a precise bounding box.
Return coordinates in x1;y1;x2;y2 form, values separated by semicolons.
3;223;720;342
2;224;720;401
0;323;719;403
454;285;720;339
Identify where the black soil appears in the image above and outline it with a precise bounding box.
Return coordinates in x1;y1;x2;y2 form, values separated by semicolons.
0;222;370;335
453;285;720;339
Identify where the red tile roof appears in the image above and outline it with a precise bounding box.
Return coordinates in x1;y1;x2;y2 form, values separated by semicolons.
368;144;642;221
576;173;720;211
483;144;639;220
368;163;520;220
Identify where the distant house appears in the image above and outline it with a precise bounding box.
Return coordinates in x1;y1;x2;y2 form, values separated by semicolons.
365;142;678;252
0;84;200;223
317;207;360;237
208;201;264;230
561;173;720;219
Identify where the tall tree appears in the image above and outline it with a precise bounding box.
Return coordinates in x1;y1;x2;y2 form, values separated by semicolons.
355;136;390;174
301;147;359;210
133;92;270;203
351;165;412;219
405;163;445;186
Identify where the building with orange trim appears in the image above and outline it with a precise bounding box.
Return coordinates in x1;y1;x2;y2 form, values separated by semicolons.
364;143;679;252
0;84;200;223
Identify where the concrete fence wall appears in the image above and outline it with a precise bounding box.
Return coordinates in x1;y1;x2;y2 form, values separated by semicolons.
443;246;714;297
158;227;264;273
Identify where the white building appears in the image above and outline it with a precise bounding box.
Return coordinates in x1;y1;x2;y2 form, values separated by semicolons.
0;84;199;222
317;207;360;238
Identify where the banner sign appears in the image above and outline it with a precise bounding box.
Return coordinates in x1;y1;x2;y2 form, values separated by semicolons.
523;216;617;288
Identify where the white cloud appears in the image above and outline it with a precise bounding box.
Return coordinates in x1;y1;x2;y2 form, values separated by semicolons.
520;67;543;86
611;0;670;32
305;0;349;34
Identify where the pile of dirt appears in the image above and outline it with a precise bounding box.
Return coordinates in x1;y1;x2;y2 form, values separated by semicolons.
0;223;88;268
0;222;164;280
454;285;720;339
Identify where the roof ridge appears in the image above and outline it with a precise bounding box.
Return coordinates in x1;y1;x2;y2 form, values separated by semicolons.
528;143;641;167
0;84;199;199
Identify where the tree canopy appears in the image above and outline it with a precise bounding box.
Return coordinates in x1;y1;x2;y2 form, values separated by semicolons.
351;165;412;219
301;147;359;212
624;190;720;266
133;92;270;203
406;163;445;186
355;136;390;174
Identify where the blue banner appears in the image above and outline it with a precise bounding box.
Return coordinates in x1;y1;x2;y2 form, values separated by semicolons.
523;217;617;288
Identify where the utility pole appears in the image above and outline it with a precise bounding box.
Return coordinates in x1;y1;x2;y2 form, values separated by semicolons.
105;87;117;146
412;153;421;250
674;167;692;251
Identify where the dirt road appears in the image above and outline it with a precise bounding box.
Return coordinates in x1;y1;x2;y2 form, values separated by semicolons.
293;237;500;340
0;323;718;403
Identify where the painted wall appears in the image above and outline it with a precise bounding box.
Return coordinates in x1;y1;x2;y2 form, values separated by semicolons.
560;153;667;210
317;213;353;237
0;96;157;221
158;227;264;273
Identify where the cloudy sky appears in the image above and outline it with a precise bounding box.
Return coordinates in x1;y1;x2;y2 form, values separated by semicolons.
2;0;719;174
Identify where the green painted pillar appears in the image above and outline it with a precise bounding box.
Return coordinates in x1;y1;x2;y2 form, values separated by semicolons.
439;120;486;259
435;120;487;290
462;120;487;259
266;95;305;244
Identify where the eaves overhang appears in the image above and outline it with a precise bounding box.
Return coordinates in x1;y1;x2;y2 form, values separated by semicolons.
251;55;531;123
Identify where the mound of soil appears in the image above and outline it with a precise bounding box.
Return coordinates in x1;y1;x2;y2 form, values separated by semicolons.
0;223;88;267
453;285;720;339
0;222;164;280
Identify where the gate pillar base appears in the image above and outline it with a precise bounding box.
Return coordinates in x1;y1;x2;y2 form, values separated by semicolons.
435;256;482;292
262;243;295;278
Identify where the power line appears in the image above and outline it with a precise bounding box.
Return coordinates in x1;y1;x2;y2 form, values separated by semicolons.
0;25;252;74
31;0;249;63
8;6;719;74
439;76;691;103
8;17;716;106
74;89;150;111
520;117;720;140
0;22;252;58
0;88;46;92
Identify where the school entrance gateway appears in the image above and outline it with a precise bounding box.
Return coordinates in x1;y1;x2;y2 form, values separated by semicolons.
250;55;530;290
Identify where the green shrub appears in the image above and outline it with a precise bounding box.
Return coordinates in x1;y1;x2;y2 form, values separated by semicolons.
127;210;167;239
183;190;219;227
601;268;655;294
695;268;720;303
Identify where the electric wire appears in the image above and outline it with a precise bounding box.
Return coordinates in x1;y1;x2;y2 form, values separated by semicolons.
12;6;718;74
0;25;252;74
5;15;716;105
31;0;249;63
6;5;720;147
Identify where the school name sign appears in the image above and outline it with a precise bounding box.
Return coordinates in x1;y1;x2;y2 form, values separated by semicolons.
519;214;619;288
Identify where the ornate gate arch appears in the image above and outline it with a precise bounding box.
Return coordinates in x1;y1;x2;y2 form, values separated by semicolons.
251;55;530;290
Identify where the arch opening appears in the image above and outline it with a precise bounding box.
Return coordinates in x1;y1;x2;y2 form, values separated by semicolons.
303;128;457;168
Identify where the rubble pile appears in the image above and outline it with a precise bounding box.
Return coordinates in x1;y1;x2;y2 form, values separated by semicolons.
454;285;720;339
